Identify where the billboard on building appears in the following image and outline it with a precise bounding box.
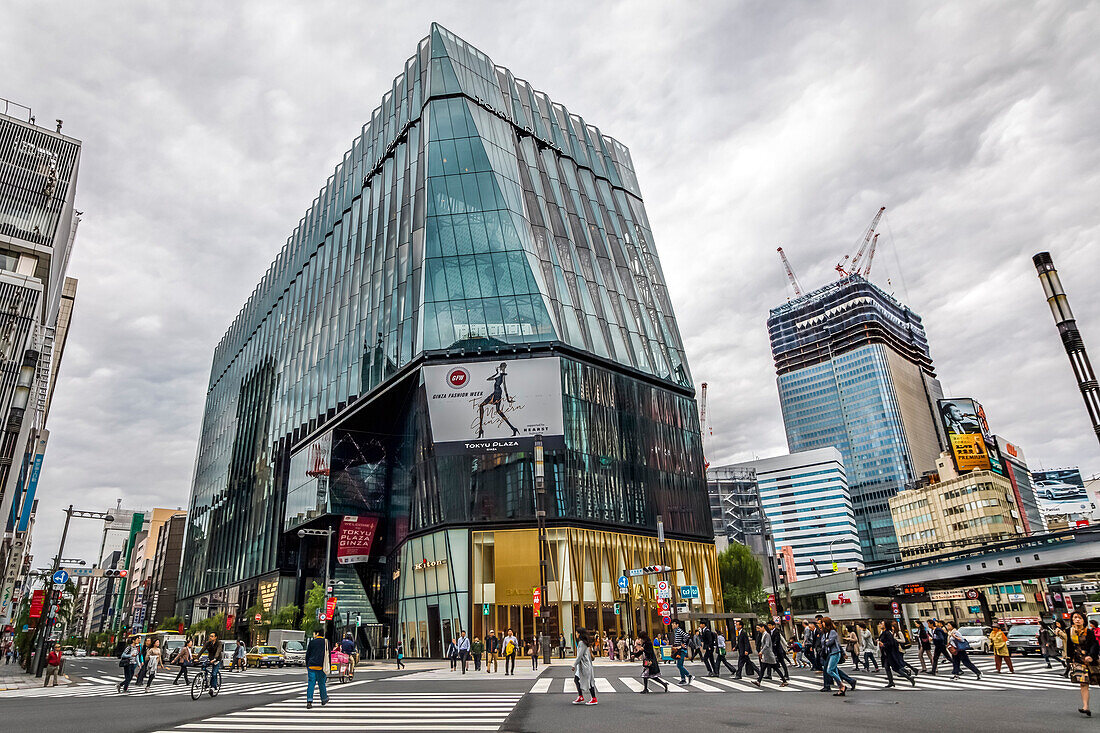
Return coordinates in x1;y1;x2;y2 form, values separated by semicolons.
336;515;378;564
424;357;565;455
1032;468;1084;488
937;398;1005;475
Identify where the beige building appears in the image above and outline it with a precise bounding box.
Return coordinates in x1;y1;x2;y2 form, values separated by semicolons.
890;453;1025;559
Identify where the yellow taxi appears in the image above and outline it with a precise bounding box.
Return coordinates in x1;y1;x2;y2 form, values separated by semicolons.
246;645;286;668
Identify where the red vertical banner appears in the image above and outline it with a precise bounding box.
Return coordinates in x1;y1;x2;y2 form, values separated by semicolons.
226;614;235;631
532;587;541;617
28;589;45;619
337;516;378;564
325;597;337;619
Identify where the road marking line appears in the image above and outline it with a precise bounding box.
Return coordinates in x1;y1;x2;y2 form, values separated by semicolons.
595;677;615;692
530;678;552;693
687;678;723;692
618;677;644;691
706;676;760;691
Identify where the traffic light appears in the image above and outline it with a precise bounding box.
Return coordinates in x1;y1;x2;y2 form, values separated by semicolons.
104;568;127;578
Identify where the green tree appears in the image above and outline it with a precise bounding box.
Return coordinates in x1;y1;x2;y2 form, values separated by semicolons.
157;615;183;631
717;543;768;615
272;604;300;630
301;582;325;635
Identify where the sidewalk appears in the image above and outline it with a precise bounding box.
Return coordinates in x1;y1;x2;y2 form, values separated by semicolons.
0;668;73;691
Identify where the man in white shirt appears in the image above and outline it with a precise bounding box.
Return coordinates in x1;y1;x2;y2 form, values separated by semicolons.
456;631;471;674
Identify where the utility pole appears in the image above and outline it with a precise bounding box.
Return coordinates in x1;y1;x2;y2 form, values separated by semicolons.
33;505;113;676
298;526;335;641
533;435;550;664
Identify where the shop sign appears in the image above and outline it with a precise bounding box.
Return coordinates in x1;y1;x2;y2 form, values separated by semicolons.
532;587;541;616
1007;593;1027;603
827;590;861;609
28;589;44;619
414;558;448;571
337;516;378;564
929;590;966;601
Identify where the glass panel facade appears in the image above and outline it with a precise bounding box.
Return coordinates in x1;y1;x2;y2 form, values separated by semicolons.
178;25;709;630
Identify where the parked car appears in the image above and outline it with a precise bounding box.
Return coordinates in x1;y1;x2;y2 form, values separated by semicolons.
957;625;991;653
1007;623;1040;655
246;645;286;668
1035;480;1085;500
74;648;87;657
61;646;75;656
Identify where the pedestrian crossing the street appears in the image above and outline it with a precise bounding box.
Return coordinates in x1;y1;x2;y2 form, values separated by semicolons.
530;663;1075;695
150;691;527;732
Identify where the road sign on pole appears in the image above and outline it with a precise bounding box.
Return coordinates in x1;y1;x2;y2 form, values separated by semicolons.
679;585;699;599
656;580;671;598
51;570;69;586
618;575;629;590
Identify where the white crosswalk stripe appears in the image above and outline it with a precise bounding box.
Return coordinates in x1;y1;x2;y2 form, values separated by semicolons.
528;666;1075;695
2;678;312;699
149;691;526;732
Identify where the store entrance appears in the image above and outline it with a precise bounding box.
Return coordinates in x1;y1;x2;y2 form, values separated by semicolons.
427;605;442;658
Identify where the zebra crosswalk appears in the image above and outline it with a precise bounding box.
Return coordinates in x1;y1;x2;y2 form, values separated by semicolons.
6;677;308;699
150;691;526;732
529;665;1074;695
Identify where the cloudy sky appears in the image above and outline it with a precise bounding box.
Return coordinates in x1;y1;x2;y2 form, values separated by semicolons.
4;0;1099;564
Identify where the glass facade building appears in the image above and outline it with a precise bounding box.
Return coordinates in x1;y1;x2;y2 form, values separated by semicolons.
723;448;862;579
768;276;944;564
178;25;719;652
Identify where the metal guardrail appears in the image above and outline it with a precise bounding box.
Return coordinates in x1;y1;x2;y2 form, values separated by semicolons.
0;98;33;122
857;525;1096;578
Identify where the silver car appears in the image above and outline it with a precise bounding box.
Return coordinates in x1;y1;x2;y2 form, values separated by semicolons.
957;625;991;653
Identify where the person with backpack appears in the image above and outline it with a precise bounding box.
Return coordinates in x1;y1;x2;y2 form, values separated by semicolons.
570;627;597;705
456;631;471;673
395;641;405;669
116;636;140;693
471;636;483;671
446;638;459;671
501;628;519;676
930;619;950;674
916;621;933;673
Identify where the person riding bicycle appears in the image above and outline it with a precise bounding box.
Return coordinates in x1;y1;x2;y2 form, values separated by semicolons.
339;633;357;679
199;632;224;692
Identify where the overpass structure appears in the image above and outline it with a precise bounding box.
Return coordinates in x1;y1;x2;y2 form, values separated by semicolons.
856;525;1100;593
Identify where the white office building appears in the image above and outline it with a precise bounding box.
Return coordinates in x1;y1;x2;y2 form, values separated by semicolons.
723;447;863;579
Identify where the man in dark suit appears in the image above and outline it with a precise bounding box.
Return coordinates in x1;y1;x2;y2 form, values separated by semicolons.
734;619;759;679
699;620;717;677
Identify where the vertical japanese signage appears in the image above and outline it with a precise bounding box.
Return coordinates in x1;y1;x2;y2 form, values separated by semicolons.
336;515;378;564
29;589;45;619
532;587;541;617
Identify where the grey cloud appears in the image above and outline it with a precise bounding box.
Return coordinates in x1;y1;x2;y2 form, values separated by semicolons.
4;0;1098;564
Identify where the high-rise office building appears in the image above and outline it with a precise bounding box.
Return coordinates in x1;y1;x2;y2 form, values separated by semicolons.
768;275;944;564
994;435;1044;534
0;100;81;626
721;448;862;579
178;25;719;655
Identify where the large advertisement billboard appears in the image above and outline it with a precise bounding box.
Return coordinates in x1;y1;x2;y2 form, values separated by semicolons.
424;357;565;455
938;398;1005;475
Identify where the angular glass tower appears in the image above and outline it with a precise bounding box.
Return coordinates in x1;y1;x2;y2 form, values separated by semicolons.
178;25;718;654
768;275;944;564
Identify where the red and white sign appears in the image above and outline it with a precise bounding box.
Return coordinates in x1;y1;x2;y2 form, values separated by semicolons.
28;589;45;619
254;613;262;622
1076;519;1090;528
447;368;470;389
831;593;852;606
337;516;378;565
532;587;541;616
325;597;338;619
891;601;900;613
226;614;235;631
658;599;671;617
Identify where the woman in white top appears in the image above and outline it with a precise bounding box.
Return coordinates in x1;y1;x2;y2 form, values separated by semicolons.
143;639;162;691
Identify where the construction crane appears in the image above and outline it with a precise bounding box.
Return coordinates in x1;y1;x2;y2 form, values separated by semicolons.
836;206;885;277
699;382;711;469
860;233;880;276
777;247;803;296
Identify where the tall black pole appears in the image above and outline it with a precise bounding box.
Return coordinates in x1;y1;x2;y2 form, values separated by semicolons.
1034;251;1100;446
34;505;72;676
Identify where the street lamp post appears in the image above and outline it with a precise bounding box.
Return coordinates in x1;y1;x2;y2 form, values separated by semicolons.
533;435;550;664
32;505;113;676
299;527;335;638
828;539;840;571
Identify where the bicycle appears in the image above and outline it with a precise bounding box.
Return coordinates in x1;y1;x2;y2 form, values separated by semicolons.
190;661;221;700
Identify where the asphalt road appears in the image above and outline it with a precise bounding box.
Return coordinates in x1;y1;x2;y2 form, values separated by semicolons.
4;655;1094;732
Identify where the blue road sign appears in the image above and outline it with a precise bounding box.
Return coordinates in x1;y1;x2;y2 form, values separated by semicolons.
617;575;629;589
52;569;69;586
679;585;699;599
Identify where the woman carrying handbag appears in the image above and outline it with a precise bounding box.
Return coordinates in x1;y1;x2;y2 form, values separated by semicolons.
1067;611;1100;718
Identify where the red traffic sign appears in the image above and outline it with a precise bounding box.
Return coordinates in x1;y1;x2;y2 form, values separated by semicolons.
254;613;262;622
965;589;979;600
662;616;671;625
891;601;900;612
